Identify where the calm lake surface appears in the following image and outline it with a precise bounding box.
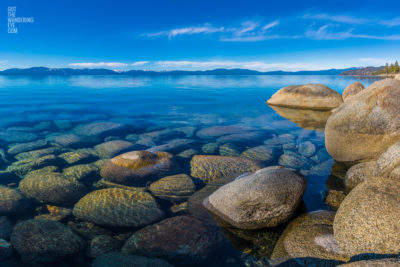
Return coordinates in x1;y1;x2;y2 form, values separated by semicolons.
0;75;381;266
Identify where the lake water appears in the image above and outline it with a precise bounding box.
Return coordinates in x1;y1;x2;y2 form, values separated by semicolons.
0;75;380;266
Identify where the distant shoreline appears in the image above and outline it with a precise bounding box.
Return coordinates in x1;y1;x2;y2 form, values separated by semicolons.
0;67;356;76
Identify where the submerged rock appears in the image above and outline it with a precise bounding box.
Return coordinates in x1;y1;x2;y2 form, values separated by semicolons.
271;210;349;265
334;176;400;256
94;140;134;158
100;150;179;185
196;125;256;139
342;81;364;102
0;238;12;260
86;235;121;258
0;186;30;215
0;130;38;143
190;155;262;183
47;133;88;147
149;173;196;201
266;83;343;110
92;252;174;267
188;184;221;225
14;147;65;161
204;167;306;229
73;188;164;227
122;215;225;265
339;258;400;266
20;172;87;205
7;139;48;155
0;216;14;239
10;219;85;263
325;79;400;163
201;142;219;154
58;149;98;165
6;154;62;177
219;143;241;156
278;151;312;170
72;121;123;137
298;141;316;157
241;145;277;164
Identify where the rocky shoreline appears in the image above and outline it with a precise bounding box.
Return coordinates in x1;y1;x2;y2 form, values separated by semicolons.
0;77;400;266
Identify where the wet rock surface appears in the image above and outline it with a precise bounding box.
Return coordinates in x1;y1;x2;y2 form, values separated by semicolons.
20;171;87;205
100;150;179;185
204;167;306;229
10;219;85;263
190;155;262;183
149;173;196;201
73;188;164;227
122;215;226;265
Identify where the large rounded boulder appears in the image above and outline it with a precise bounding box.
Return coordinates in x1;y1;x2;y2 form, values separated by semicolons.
20;172;87;205
10;219;85;263
325;79;400;163
342;82;364;102
122;215;225;265
100;151;179;185
73;188;164;227
334;176;400;255
266;83;343;110
271;211;349;265
203;166;306;229
0;186;30;215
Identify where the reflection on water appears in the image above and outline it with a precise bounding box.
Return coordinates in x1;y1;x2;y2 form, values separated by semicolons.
268;105;332;132
0;75;380;266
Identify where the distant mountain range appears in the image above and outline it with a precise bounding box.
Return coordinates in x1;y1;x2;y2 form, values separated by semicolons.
0;67;358;76
340;66;384;76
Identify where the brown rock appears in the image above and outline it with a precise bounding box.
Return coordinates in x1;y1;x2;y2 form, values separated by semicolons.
266;83;343;110
100;150;179;185
342;82;364;101
325;79;400;163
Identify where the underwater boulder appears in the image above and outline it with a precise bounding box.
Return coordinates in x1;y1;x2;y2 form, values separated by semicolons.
100;150;179;185
73;188;164;227
92;252;174;267
0;186;30;215
190;155;262;183
20;171;87;205
10;219;85;264
122;215;225;265
149;173;196;201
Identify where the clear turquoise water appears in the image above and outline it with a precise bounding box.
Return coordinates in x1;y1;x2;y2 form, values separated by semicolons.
0;75;381;266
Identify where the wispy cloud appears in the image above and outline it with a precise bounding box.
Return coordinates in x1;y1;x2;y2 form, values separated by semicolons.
131;61;149;66
305;24;400;40
144;19;281;42
145;24;225;39
155;60;329;71
303;13;400;27
68;62;128;68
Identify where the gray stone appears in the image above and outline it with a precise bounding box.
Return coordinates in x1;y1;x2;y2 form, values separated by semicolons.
149;174;196;201
204;166;306;229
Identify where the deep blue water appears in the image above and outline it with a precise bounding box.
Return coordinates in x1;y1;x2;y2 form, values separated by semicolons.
0;75;381;266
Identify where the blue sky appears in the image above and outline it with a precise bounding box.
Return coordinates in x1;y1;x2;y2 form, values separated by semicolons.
1;0;400;71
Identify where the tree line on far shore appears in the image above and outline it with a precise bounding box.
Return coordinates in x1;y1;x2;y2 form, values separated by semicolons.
374;61;400;74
